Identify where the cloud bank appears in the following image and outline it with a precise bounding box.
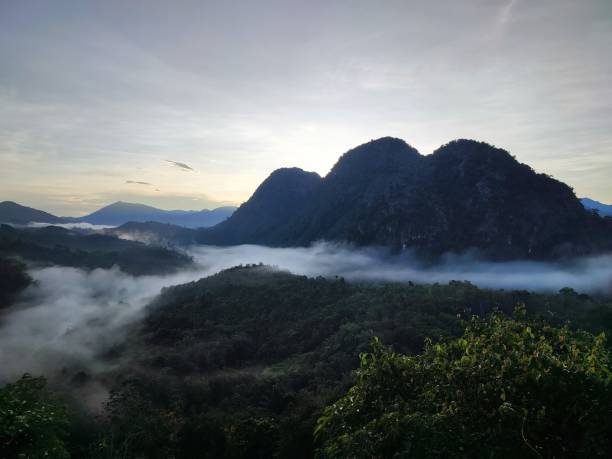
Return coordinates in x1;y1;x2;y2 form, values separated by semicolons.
189;243;612;294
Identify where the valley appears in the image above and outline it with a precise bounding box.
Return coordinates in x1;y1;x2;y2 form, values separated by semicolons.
1;141;612;458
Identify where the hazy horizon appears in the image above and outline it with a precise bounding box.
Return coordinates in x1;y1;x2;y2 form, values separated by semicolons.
1;0;611;215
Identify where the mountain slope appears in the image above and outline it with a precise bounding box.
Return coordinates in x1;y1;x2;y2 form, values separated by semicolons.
201;168;322;245
107;221;198;246
0;201;66;225
197;138;612;259
581;198;612;217
293;137;423;244
107;265;612;457
78;201;236;228
0;224;192;275
411;139;592;257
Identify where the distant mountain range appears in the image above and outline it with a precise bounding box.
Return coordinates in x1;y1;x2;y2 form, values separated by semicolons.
581;198;612;217
0;201;236;228
196;137;612;259
72;201;237;227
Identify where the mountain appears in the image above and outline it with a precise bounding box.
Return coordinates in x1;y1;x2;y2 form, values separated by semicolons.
0;200;237;228
202;168;322;245
77;201;236;228
198;137;612;259
0;201;66;225
581;198;612;217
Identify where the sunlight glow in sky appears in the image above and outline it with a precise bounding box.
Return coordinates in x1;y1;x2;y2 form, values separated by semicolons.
0;0;611;215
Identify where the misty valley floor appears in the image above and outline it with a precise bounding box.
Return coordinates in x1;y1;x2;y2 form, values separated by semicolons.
2;243;612;381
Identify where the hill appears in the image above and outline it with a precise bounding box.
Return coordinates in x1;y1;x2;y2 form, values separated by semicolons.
0;200;237;228
95;265;612;458
582;197;612;217
107;221;198;246
0;224;192;275
77;201;236;228
198;138;612;259
201;168;322;245
0;201;66;225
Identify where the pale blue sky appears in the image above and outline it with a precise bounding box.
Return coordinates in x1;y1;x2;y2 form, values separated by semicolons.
1;0;611;215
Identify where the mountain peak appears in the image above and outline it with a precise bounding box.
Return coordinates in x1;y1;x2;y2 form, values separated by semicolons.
198;136;612;258
105;201;159;210
432;139;514;161
329;137;421;180
261;167;321;186
77;201;236;227
245;167;321;207
199;167;322;245
342;136;420;157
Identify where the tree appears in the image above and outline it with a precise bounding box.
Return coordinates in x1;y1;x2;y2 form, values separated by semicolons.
0;374;70;459
0;256;31;308
315;308;612;458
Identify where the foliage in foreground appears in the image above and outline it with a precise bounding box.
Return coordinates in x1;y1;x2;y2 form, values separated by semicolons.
315;308;612;458
91;268;612;458
3;267;612;458
0;374;69;459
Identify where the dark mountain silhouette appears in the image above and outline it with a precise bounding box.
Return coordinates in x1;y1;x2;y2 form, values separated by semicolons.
77;201;236;228
0;201;66;225
198;137;612;259
581;198;612;217
202;168;322;245
0;200;236;228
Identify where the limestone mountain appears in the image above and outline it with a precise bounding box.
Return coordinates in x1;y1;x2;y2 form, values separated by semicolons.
202;168;322;245
197;137;612;259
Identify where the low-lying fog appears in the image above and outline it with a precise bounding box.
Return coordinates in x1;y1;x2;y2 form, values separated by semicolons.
1;242;611;384
27;222;116;230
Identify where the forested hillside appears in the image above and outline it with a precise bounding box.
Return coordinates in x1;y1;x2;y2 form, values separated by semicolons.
0;224;192;276
2;266;608;457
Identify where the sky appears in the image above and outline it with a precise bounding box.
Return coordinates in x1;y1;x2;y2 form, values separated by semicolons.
0;0;611;216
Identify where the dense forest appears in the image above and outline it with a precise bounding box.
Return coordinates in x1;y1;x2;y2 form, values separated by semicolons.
2;265;612;458
0;256;31;309
0;224;193;276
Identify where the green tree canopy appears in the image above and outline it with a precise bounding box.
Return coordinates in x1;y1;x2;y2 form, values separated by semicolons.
315;308;612;458
0;374;69;459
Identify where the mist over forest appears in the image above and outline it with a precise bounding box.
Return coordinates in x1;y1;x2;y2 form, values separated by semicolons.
2;144;612;457
1;242;610;384
2;1;612;456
